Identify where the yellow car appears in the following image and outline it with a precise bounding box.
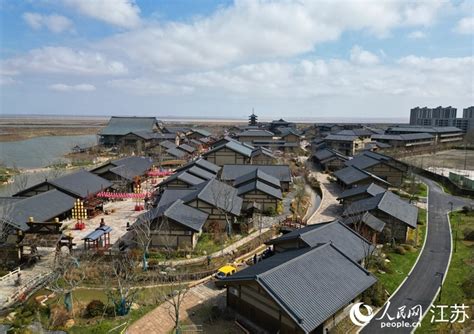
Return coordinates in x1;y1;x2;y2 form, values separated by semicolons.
215;265;237;279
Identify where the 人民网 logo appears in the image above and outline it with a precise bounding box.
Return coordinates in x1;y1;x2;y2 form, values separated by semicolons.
350;302;375;326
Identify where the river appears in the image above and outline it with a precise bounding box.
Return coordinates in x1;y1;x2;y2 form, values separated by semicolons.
0;135;97;168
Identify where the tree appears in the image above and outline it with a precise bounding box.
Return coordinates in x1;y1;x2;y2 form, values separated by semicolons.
0;202;15;244
209;181;238;237
104;252;139;316
343;205;378;270
48;250;88;316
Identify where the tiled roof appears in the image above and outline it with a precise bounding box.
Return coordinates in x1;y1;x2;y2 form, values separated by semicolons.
337;183;386;200
174;158;221;175
221;164;291;183
49;170;112;198
267;220;373;262
182;179;243;216
234;169;281;188
343;212;386;232
324;134;359;141
108;156;153;180
333;166;390;186
343;191;418;228
186;166;216;180
203;141;254;157
159;140;178;150
387;126;462;134
190;128;211;137
178;143;196;154
223;243;376;333
6;190;76;230
166;147;187;159
336;129;373;137
237;129;275;137
237;181;283;199
158;170;206;187
99;117;159;136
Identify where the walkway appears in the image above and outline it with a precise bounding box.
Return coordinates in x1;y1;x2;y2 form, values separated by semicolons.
361;178;473;333
126;280;224;334
307;173;342;224
0;249;55;309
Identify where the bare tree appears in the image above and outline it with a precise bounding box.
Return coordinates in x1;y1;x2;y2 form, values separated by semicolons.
0;202;15;244
343;205;378;270
292;178;307;221
209;181;238;237
48;250;88;316
104;253;139;316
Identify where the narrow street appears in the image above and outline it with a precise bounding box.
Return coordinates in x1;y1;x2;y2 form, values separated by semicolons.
361;178;473;333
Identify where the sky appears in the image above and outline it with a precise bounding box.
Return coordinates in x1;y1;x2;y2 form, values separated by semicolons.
0;0;473;121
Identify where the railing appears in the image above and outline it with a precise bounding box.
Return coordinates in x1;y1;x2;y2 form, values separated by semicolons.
1;272;52;310
0;267;21;283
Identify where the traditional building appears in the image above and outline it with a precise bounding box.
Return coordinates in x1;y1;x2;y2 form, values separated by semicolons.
220;243;376;333
333;165;391;190
266;220;373;263
250;147;277;165
134;199;208;250
202;141;254;166
337;183;386;208
221;164;292;192
234;170;283;213
324;134;369;156
98;116;161;146
312;148;348;171
343;191;418;243
187;128;212;141
386;126;464;145
371;133;435;149
248;112;258;126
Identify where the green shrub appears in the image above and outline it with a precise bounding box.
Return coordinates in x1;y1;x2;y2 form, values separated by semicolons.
86;300;105;318
463;228;474;241
393;246;406;255
461;274;474;299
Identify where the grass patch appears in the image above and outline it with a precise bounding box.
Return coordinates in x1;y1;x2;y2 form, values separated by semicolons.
374;208;427;295
416;211;474;333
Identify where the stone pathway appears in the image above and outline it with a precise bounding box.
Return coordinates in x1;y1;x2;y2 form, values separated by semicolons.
0;249;55;309
126;281;224;334
307;173;342;224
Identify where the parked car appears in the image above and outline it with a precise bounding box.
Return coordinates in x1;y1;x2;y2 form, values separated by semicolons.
215;265;237;279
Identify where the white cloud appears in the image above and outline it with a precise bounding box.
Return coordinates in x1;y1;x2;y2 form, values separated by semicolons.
2;47;127;76
49;83;96;92
64;0;141;28
407;30;426;39
350;45;380;65
454;17;474;34
23;12;74;33
107;78;194;96
170;55;474;100
100;0;447;71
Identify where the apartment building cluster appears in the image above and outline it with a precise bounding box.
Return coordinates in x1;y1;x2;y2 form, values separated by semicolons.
410;105;474;133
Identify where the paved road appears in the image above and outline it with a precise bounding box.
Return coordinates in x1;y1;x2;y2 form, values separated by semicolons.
362;178;473;333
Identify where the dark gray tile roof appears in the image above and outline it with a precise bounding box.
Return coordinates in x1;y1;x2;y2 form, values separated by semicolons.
204;141;254;157
360;212;386;232
160;140;178;150
251;147;276;159
108;156;153;180
325;134;359;141
237;129;275;137
178;143;196;154
186;166;216;180
345;155;380;169
6;190;76;230
190;128;211;137
333;166;372;185
99;117;159;136
234;169;281;188
267;220;373;262
387;126;462;134
237;181;283;199
337;183;386;200
372;133;434;141
163;126;190;134
155;188;196;207
182;179;243;216
49;170;112;198
166;147;187;159
314;148;348;162
221;165;291;183
158;171;206;187
174;158;221;175
223;243;377;333
336;129;373;137
278;127;302;137
343;191;418;228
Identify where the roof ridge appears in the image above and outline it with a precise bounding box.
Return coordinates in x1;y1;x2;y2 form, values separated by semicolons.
334;219;373;247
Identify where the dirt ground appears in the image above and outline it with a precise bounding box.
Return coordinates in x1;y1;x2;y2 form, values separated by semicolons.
399;149;474;171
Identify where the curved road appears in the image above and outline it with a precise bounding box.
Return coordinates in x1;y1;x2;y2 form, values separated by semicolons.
362;178;473;333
